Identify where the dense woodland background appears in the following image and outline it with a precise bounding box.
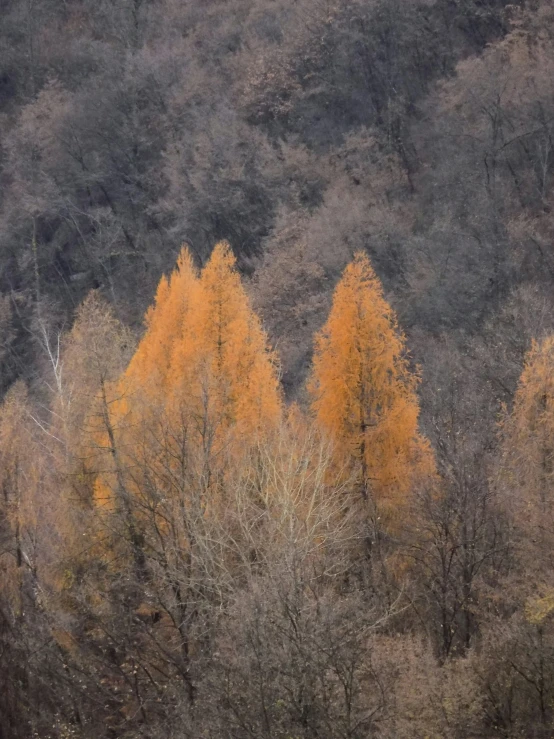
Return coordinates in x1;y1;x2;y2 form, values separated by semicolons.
3;0;554;736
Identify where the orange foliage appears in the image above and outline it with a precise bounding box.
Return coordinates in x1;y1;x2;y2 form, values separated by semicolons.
125;247;199;402
89;249;200;510
168;241;281;442
93;242;282;512
308;252;433;516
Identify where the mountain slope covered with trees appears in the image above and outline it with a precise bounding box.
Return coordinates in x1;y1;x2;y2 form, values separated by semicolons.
3;0;554;736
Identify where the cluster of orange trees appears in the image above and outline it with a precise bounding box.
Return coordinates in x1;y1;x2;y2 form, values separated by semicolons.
88;242;435;534
47;240;554;570
1;242;437;618
4;240;554;610
4;242;554;737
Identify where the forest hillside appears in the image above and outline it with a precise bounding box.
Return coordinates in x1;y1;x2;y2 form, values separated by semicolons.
2;0;554;737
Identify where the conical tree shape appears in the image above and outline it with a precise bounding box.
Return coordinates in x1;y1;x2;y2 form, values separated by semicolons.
308;252;433;516
125;246;199;402
90;248;198;506
169;241;281;444
88;248;195;512
92;242;281;515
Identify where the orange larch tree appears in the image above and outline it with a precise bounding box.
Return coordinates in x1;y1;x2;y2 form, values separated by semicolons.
308;252;433;519
89;248;201;513
92;241;281;513
124;247;199;405
168;241;281;450
80;243;283;701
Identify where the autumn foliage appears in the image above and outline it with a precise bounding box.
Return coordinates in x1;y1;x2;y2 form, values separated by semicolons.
7;241;554;739
91;242;281;516
5;0;554;733
308;252;434;515
123;241;280;437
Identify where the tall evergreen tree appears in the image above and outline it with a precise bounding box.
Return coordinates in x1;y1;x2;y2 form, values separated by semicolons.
308;252;433;518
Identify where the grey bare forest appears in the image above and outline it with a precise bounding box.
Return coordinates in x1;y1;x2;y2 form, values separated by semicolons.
2;0;554;737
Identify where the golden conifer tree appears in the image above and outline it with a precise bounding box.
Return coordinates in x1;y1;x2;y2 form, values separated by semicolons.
89;248;201;513
92;242;281;514
89;249;199;507
169;241;281;447
125;247;199;403
308;252;433;516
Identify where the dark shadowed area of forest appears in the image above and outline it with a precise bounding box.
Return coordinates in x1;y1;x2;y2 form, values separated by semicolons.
2;0;554;737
